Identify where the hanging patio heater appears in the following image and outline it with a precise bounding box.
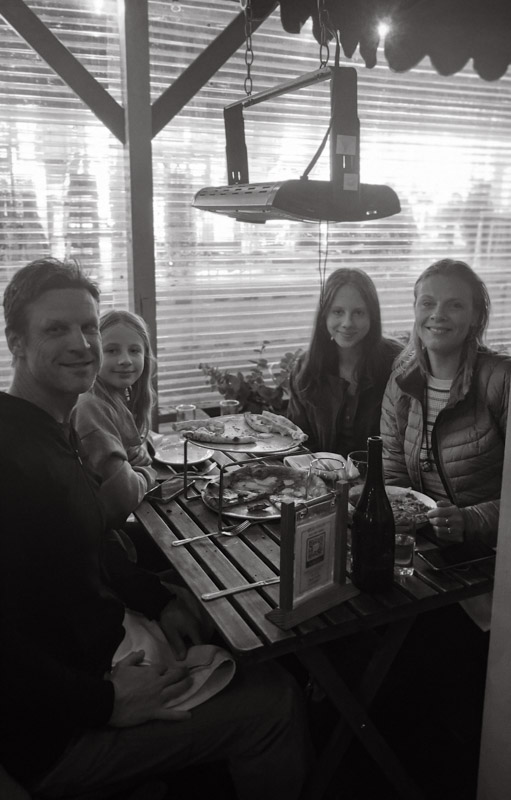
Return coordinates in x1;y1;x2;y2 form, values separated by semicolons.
193;65;400;224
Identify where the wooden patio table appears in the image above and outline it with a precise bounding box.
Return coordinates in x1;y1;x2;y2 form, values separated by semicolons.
135;449;494;800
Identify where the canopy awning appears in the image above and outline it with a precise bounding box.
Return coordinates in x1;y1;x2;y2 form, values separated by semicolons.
245;0;511;81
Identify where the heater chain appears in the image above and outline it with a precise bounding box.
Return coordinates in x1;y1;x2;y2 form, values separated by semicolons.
241;0;254;95
318;0;332;67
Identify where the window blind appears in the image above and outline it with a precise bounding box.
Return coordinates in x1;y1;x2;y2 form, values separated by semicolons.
0;1;510;415
0;0;127;388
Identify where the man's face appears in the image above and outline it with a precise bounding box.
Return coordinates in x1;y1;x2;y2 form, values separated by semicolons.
10;288;101;401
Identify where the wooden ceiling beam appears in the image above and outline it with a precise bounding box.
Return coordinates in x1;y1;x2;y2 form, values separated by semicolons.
151;4;277;136
0;0;125;142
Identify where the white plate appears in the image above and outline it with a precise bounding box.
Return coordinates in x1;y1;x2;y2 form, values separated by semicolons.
348;486;436;527
154;433;214;466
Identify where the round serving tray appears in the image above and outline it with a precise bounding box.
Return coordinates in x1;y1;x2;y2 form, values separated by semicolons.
201;463;328;521
178;413;306;455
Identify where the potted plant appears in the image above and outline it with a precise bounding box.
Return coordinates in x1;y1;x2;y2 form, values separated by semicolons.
199;342;303;414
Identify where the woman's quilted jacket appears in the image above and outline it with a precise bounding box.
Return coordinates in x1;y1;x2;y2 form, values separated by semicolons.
381;348;511;545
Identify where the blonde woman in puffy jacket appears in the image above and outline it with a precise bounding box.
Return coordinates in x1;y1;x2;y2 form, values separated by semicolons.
381;259;511;627
378;259;511;780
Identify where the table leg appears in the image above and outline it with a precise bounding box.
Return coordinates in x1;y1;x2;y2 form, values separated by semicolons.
298;618;425;800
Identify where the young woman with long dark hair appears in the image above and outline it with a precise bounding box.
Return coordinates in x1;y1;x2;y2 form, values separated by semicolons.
287;267;402;456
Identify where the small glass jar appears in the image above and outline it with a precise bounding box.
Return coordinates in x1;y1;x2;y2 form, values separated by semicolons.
219;399;240;416
176;403;196;422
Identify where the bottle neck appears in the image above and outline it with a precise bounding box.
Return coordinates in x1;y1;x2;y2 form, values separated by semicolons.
365;436;385;489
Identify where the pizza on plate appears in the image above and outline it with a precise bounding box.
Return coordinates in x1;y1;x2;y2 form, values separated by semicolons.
348;486;434;526
387;492;433;525
203;464;327;517
177;411;307;448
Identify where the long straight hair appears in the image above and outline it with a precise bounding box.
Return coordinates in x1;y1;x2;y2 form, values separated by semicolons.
396;258;491;377
294;268;387;402
92;309;157;440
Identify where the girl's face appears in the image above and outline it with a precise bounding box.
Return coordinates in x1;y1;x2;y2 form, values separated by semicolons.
415;274;477;359
326;284;371;352
99;322;145;391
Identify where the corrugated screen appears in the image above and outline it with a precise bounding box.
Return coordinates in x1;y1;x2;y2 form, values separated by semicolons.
1;1;510;415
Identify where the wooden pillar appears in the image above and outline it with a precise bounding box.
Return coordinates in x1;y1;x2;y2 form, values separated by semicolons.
117;0;157;357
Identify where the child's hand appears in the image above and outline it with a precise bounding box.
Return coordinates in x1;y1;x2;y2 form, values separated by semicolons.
129;443;153;467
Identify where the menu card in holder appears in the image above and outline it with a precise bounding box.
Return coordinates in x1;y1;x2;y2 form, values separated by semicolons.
266;480;359;630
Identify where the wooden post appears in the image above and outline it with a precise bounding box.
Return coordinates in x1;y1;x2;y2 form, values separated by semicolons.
117;0;158;426
477;397;511;798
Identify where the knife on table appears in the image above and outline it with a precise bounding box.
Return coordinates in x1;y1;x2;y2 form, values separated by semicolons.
201;577;280;601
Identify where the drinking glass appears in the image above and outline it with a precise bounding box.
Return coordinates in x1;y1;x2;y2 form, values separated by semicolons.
307;457;347;496
219;399;240;416
347;450;368;484
176;404;196;422
394;522;416;578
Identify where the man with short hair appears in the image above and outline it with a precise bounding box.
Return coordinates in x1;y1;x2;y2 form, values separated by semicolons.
0;258;309;799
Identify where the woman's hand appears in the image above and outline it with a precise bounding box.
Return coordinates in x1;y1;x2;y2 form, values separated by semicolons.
427;499;464;542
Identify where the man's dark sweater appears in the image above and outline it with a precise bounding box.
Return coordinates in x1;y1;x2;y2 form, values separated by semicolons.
0;393;172;786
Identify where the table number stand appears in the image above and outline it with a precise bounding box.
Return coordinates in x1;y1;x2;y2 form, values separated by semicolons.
267;480;359;629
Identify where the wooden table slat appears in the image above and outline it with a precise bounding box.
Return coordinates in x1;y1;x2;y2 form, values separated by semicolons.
322;599;359;626
372;584;415;610
135;502;265;653
182;499;282;571
392;572;438;600
346;591;389;617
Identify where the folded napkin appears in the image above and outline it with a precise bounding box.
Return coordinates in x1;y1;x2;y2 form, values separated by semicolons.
113;610;236;711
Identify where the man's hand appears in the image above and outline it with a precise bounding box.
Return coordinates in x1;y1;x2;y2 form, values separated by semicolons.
158;587;205;660
427;499;464;542
108;650;192;726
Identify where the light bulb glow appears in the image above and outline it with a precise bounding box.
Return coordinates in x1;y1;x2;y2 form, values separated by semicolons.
378;21;390;40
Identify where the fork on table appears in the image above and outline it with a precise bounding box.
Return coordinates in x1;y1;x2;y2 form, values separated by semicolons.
171;519;252;546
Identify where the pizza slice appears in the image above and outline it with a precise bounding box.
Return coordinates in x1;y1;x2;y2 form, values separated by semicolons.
206;483;273;507
260;410;308;442
182;426;257;445
244;412;274;436
173;418;224;433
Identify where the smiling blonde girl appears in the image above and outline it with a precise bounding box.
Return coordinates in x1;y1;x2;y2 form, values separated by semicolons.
73;309;157;527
